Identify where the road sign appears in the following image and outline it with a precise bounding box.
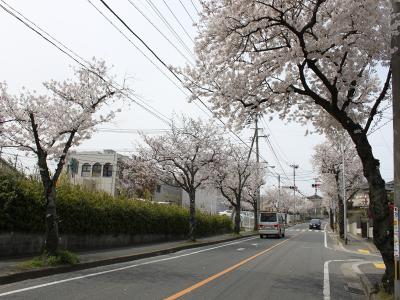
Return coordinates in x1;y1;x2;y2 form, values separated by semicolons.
394;207;399;258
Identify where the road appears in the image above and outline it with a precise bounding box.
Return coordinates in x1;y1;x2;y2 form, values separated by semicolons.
0;222;379;299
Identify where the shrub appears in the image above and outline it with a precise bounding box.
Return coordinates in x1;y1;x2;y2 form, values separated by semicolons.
19;250;79;269
0;172;232;237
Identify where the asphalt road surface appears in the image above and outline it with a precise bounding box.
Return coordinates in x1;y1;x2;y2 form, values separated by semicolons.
0;222;378;300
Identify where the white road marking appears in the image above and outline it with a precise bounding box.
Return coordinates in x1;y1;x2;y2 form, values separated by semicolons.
352;260;383;274
237;248;245;251
0;236;258;297
323;259;363;300
251;243;258;246
324;223;328;248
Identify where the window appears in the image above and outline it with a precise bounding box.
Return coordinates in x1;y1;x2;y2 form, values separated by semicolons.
103;163;113;177
81;163;91;177
260;213;277;222
92;163;102;177
156;184;161;193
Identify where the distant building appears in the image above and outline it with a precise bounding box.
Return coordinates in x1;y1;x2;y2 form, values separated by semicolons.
307;194;324;217
153;182;182;206
67;150;182;203
352;181;394;208
67;150;125;196
0;157;19;174
181;188;230;214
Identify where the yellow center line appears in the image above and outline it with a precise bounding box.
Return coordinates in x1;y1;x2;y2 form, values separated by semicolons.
164;233;300;300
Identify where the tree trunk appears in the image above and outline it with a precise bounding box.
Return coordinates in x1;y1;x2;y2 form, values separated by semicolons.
351;133;393;292
234;204;241;234
337;194;344;239
253;202;258;231
44;184;59;256
188;190;196;241
329;208;334;232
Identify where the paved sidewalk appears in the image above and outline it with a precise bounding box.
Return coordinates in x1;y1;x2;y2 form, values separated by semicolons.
335;231;385;298
0;232;256;284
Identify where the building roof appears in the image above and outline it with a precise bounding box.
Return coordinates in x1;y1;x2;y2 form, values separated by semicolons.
307;194;323;200
360;181;394;192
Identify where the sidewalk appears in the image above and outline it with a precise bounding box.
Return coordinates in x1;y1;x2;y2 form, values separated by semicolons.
335;231;385;299
0;231;257;285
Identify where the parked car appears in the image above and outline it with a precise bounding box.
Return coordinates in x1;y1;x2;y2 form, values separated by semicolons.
258;211;285;238
309;218;321;230
218;210;232;217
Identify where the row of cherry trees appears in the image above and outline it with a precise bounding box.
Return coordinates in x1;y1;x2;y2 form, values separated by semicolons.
178;0;395;290
0;59;128;256
120;116;265;240
312;131;365;238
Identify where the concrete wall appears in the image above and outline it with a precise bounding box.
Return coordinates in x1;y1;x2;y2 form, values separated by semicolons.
0;232;185;258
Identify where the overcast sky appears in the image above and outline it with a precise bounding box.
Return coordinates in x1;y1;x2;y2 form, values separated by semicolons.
0;0;394;195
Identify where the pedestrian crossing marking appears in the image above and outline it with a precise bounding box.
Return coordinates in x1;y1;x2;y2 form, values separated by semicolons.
286;229;324;233
357;249;370;254
373;263;385;269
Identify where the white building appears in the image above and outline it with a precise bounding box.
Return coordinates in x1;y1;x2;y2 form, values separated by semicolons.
182;188;230;214
67;150;182;203
67;150;125;196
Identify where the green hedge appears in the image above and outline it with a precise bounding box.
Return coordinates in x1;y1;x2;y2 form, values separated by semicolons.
0;171;231;237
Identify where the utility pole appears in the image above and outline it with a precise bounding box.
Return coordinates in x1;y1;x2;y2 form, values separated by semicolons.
290;164;299;221
255;116;261;221
277;175;281;209
391;0;400;297
341;142;348;245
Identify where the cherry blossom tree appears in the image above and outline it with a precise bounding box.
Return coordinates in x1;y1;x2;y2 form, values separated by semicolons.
243;164;265;230
117;156;157;199
211;144;254;233
0;59;127;255
138;116;224;241
181;0;395;288
312;134;365;238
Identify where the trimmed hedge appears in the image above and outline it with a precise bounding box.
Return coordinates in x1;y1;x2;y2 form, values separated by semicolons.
0;171;231;237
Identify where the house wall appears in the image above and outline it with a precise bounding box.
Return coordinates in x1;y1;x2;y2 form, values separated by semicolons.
67;150;120;196
181;188;229;214
153;183;182;205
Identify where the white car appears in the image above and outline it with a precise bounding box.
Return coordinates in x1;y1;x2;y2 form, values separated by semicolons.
258;211;285;238
218;210;232;217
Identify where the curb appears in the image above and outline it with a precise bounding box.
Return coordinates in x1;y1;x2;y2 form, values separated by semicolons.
0;233;257;285
358;271;379;300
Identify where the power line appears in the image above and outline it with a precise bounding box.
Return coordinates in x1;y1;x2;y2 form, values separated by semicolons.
161;0;195;43
86;0;190;99
190;0;200;15
126;0;195;64
367;118;393;136
97;0;271;167
0;0;172;126
143;0;194;58
177;0;196;24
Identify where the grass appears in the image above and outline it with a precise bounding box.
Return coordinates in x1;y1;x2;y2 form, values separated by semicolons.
19;250;79;269
376;290;394;300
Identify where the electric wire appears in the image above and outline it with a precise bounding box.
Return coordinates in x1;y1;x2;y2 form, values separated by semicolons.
177;0;196;24
97;0;273;170
143;0;194;58
0;0;172;126
126;0;195;64
161;0;195;43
